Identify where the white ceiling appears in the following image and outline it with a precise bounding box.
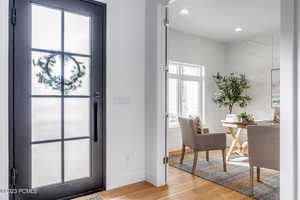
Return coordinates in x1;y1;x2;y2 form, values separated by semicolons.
169;0;280;42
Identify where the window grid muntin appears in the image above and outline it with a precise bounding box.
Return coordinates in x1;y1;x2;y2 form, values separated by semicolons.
32;48;91;57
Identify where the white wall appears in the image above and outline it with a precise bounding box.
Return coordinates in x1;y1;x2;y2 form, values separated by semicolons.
225;33;280;120
168;128;181;152
145;0;166;186
0;0;9;199
103;0;146;189
281;0;298;198
0;0;146;198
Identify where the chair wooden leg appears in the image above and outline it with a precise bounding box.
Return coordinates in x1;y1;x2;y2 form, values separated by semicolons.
180;144;186;164
192;151;199;174
250;166;254;196
222;149;227;172
206;151;209;161
257;166;261;182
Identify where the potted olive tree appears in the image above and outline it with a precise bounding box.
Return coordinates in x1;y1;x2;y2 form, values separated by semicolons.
213;73;252;115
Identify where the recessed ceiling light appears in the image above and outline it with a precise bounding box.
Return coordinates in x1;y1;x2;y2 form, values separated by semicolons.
180;9;189;14
235;27;243;32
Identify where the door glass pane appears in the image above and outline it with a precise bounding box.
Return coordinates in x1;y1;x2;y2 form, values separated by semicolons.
64;139;90;181
64;56;90;96
65;12;90;55
168;78;178;127
32;52;62;95
32;98;61;142
32;4;62;51
32;142;62;188
64;98;90;138
182;80;200;117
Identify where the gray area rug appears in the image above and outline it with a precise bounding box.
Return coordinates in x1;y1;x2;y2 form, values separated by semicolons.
170;153;279;200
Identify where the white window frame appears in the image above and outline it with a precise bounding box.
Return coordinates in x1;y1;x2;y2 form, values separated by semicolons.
168;61;205;128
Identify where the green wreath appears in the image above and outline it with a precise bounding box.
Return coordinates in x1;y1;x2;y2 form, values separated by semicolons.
33;53;86;94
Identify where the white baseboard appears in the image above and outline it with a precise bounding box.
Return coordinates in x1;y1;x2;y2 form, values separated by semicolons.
106;170;145;190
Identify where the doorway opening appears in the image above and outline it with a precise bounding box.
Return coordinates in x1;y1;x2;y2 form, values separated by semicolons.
166;0;280;199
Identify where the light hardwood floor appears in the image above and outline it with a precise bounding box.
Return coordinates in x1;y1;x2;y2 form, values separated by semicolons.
74;166;252;200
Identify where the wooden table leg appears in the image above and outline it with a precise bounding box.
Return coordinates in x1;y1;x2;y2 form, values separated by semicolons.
230;127;242;150
241;141;248;155
226;128;242;161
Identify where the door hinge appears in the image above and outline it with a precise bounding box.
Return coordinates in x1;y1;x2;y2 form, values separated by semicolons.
163;157;169;165
164;18;169;27
165;113;169;119
164;7;170;27
10;168;17;188
11;7;16;26
161;65;169;72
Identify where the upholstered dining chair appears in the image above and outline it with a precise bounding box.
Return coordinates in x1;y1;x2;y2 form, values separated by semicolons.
248;125;280;196
178;117;227;174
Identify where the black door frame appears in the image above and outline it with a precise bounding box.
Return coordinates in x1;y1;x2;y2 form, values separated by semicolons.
8;0;107;199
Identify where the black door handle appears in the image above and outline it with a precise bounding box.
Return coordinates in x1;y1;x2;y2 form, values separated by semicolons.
94;101;98;142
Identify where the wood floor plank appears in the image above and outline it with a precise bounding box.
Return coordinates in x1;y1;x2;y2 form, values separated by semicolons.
73;164;252;200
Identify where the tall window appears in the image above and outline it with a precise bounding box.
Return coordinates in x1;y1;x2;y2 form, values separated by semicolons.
168;61;205;128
